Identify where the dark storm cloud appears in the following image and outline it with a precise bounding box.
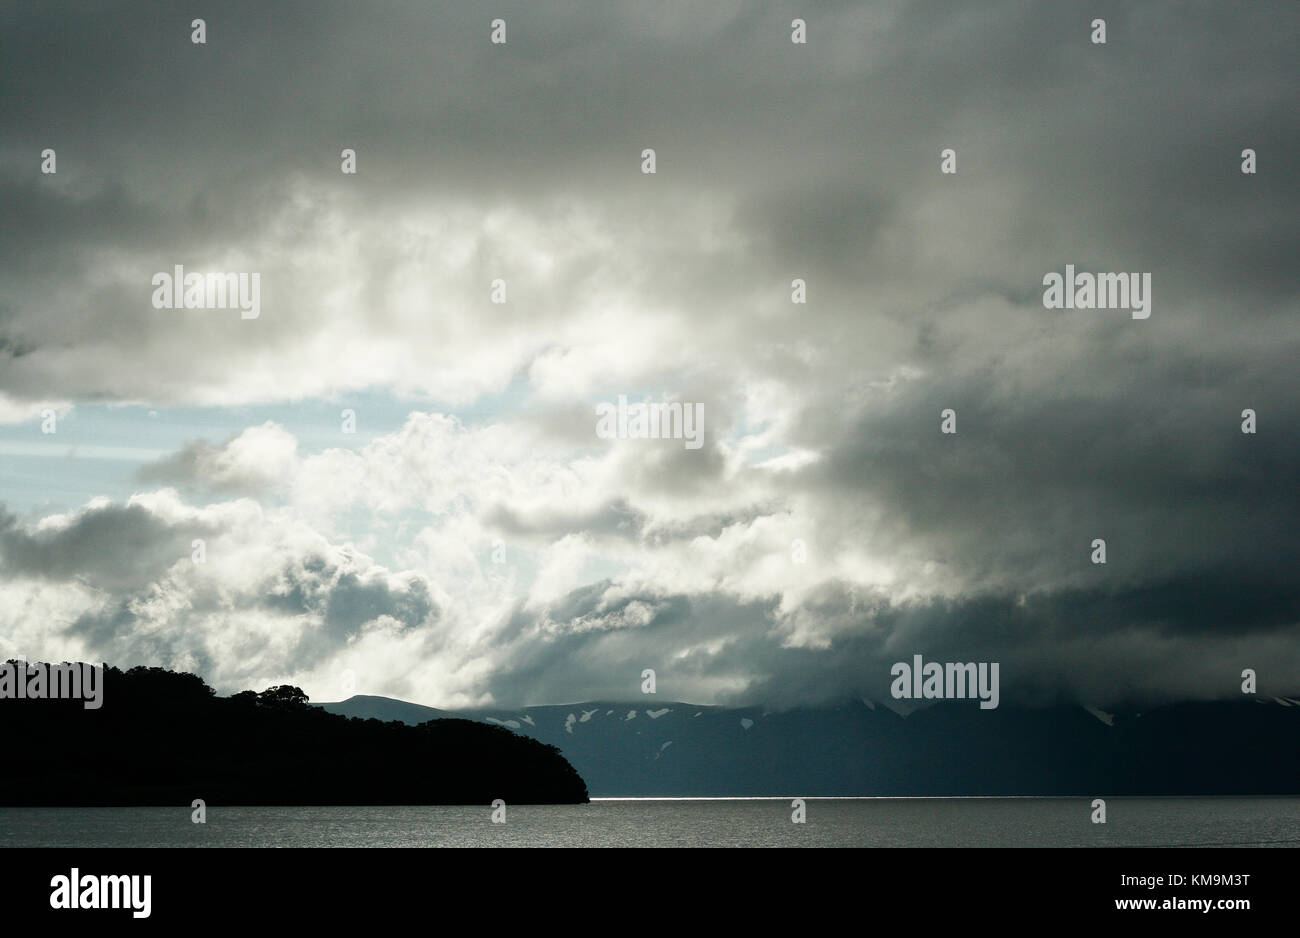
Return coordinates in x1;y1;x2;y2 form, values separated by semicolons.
267;558;440;667
2;1;1294;404
256;553;437;633
797;343;1300;587
481;571;1300;710
0;502;218;589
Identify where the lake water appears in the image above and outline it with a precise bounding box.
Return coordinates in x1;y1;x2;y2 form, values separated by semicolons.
2;797;1298;847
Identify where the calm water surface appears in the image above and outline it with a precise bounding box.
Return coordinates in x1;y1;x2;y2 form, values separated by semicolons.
1;798;1297;847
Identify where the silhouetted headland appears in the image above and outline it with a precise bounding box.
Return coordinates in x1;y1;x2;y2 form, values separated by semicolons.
0;663;589;806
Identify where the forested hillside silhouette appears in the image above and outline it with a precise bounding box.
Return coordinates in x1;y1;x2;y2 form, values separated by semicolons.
0;663;588;806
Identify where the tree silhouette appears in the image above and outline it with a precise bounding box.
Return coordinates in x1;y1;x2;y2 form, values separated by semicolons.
257;684;310;710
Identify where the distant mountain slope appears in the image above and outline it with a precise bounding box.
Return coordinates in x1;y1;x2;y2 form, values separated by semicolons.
319;695;1300;797
321;694;446;724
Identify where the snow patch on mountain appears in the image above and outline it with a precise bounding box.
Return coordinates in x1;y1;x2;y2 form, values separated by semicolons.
1083;704;1115;726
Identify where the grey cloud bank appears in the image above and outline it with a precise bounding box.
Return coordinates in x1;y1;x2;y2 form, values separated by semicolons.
0;1;1297;709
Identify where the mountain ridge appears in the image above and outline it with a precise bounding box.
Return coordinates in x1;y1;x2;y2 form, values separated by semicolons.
318;693;1300;797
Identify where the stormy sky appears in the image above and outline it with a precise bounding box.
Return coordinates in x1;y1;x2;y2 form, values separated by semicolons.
1;1;1297;709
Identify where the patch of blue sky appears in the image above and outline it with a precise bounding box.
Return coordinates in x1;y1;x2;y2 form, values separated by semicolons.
0;384;536;516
